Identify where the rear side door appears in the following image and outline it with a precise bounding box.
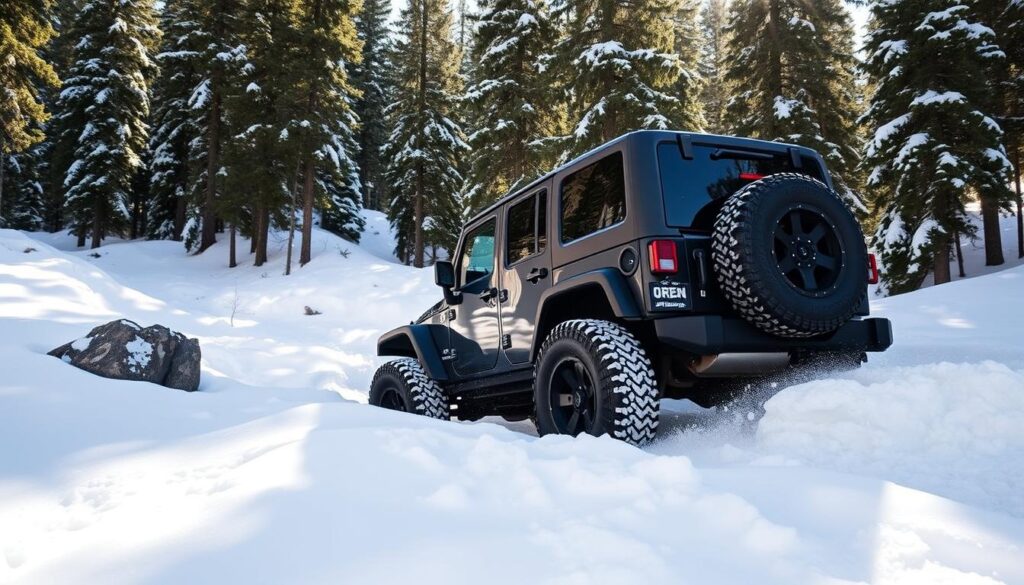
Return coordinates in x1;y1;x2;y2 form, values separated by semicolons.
450;215;502;376
499;186;551;364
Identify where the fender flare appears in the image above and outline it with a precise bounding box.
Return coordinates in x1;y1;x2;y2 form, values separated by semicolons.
377;324;449;381
529;268;642;357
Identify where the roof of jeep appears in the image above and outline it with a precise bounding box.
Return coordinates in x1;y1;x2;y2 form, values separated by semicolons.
464;130;821;226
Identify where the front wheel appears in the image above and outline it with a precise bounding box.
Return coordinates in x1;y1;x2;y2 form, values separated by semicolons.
369;358;449;419
533;320;659;446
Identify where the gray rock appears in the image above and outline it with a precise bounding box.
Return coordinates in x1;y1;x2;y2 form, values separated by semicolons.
49;319;201;392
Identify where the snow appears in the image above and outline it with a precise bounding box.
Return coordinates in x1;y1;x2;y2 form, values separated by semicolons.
1;219;1024;584
125;336;153;373
910;90;965;106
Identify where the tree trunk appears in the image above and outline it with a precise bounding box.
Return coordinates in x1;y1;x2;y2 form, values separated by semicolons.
200;81;221;252
91;205;102;249
300;157;315;266
77;224;86;248
0;135;5;226
933;238;951;286
954;231;965;278
254;203;269;266
286;162;301;275
412;0;429;269
174;195;186;241
980;194;1004;266
229;224;237;268
1014;147;1023;259
765;0;783;138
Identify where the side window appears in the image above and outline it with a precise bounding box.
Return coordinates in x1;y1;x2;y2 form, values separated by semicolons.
505;189;549;265
458;218;496;288
560;152;625;243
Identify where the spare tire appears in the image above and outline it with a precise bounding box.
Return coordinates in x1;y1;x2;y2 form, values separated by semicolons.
711;173;867;338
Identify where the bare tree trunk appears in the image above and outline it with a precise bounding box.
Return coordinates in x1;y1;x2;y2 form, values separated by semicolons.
1014;147;1023;259
300;158;315;266
980;195;1004;266
0;134;5;226
77;224;86;247
286;163;301;275
933;238;951;285
200;83;220;252
954;231;965;277
254;203;269;266
412;0;428;269
174;195;186;241
229;224;237;268
91;205;102;249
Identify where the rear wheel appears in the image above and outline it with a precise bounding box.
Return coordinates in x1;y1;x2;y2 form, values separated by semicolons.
533;320;659;445
369;358;449;419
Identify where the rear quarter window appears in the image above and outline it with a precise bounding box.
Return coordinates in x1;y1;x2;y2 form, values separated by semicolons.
560;152;626;243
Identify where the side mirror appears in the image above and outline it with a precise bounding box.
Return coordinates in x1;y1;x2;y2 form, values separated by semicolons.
435;261;455;289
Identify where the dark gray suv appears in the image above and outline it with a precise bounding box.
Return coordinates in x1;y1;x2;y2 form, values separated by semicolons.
370;131;892;445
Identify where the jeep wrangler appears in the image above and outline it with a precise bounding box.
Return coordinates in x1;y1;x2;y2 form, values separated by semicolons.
370;131;893;445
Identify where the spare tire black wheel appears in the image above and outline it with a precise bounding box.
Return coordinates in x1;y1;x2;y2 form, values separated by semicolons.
711;173;867;338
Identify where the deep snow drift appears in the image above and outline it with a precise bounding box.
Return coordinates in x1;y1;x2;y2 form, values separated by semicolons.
1;213;1023;584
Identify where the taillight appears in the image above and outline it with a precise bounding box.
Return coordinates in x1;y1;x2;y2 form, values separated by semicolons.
648;240;678;274
867;253;879;285
739;172;766;181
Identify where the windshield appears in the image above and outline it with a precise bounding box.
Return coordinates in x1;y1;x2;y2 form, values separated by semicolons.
658;142;826;228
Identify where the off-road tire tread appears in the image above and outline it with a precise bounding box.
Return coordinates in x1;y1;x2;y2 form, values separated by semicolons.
711;173;866;338
535;319;659;445
371;358;449;419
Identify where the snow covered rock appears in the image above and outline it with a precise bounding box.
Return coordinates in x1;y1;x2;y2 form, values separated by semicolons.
48;320;201;392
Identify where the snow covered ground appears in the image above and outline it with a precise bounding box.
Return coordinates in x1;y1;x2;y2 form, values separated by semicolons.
1;210;1023;584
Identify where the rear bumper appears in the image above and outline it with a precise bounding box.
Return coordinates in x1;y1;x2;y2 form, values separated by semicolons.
653;315;893;355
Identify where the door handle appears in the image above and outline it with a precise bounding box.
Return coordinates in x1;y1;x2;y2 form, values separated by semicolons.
479;287;498;302
526;267;548;283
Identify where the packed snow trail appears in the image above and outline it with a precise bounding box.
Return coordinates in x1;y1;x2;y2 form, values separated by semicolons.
1;217;1022;584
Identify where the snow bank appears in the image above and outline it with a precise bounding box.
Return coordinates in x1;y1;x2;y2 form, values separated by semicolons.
758;361;1024;515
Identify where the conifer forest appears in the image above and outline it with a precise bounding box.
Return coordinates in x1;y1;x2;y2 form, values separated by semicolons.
2;0;1023;293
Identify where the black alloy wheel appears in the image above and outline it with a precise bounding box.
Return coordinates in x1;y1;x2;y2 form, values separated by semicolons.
377;387;408;412
548;356;597;435
772;206;845;297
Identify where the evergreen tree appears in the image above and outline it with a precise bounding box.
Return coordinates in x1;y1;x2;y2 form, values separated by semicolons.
352;0;393;211
863;0;1013;293
463;0;563;211
384;0;468;267
554;0;702;157
221;0;297;267
699;0;729;134
0;0;59;227
147;0;202;241
182;0;245;254
723;0;864;211
1;148;46;230
54;0;158;248
290;0;365;268
999;0;1023;257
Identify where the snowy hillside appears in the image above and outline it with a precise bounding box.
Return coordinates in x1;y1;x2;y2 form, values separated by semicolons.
2;218;1023;584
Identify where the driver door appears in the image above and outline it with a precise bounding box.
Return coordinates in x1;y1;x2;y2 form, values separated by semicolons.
449;215;501;376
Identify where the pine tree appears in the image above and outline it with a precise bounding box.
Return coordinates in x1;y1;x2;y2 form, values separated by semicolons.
463;0;563;211
1;148;46;229
147;0;202;241
54;0;158;248
554;0;702;157
182;0;245;254
699;0;729;134
863;0;1013;293
0;0;59;227
999;0;1023;257
289;0;365;268
352;0;392;211
384;0;468;267
222;0;298;267
723;0;864;211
